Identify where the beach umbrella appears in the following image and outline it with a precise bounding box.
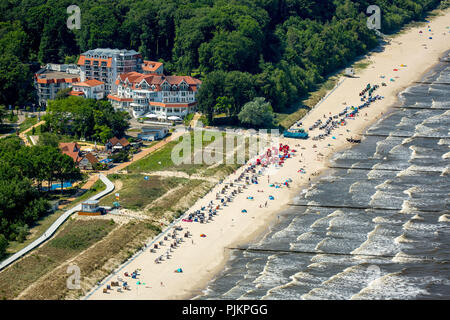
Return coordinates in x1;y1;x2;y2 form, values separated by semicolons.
144;113;158;119
269;195;274;200
429;37;432;39
144;176;149;180
241;209;247;213
200;234;206;237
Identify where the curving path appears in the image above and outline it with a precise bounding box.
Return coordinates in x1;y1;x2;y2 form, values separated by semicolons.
0;174;115;272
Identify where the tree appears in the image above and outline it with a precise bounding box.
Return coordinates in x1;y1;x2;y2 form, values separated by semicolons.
0;105;6;124
0;54;34;107
55;87;72;100
238;97;274;128
15;224;29;243
0;234;7;258
214;96;232;116
111;150;129;163
37;132;60;148
54;153;81;193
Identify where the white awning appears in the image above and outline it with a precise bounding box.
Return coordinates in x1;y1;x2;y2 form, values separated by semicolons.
167;116;182;121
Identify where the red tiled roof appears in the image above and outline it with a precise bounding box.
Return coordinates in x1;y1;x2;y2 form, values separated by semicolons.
73;79;104;87
69;90;84;96
78;55;112;68
36;76;80;84
116;72;201;92
59;142;81;163
108;136;130;147
107;94;133;102
142;60;163;72
83;152;99;164
149;101;197;108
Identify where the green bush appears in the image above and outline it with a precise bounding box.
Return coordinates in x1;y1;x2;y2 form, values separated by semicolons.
0;234;8;258
15;224;29;243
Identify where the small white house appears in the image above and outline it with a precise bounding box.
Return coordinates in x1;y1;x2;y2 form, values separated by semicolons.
70;79;105;99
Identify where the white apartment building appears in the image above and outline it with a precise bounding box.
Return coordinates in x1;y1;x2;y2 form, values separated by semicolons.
70;79;105;100
77;48;143;94
107;72;201;118
34;64;81;106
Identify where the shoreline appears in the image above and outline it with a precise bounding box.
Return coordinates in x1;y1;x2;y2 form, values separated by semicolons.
188;48;450;300
85;8;450;300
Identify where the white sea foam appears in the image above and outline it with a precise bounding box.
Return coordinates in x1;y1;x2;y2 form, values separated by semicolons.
399;200;418;214
438;214;450;222
394;234;415;244
403;186;423;198
350;273;447;300
411;214;424;221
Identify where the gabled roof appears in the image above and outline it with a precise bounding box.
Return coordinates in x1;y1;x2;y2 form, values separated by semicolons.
59;142;81;163
142;60;163;72
108;136;130;147
82;152;99;164
116;72;201;91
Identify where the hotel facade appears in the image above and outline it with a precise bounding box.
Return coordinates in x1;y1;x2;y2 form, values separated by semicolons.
107;72;201;119
77;48;143;94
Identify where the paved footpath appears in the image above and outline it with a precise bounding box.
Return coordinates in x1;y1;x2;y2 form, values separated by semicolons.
0;174;115;272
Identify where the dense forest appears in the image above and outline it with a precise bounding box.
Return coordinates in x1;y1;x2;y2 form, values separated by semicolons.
0;0;444;118
0;137;81;257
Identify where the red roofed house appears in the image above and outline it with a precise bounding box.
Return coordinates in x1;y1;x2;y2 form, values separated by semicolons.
59;142;99;170
78;152;99;170
70;79;105;99
105;136;130;152
107;72;201;119
59;142;82;163
142;60;164;75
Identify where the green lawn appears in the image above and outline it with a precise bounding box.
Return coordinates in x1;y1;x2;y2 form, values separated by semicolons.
19;117;38;132
99;174;189;210
0;219;115;300
127;131;218;174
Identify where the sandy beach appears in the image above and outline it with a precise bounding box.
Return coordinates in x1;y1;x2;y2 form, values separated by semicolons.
85;9;450;300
